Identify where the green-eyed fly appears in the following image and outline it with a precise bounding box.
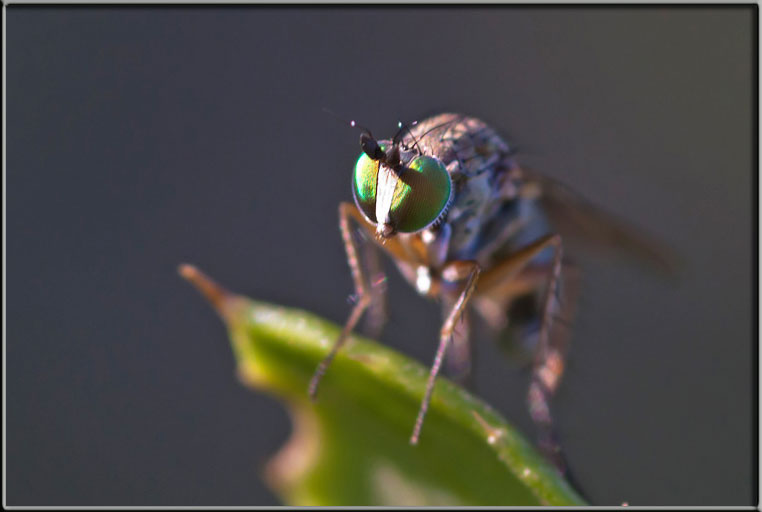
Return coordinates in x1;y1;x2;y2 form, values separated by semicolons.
309;113;674;475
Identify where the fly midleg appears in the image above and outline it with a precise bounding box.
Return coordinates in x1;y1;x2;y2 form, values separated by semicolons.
411;261;481;445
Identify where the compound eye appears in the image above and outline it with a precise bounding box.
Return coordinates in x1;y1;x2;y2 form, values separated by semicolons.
352;144;388;224
390;156;452;233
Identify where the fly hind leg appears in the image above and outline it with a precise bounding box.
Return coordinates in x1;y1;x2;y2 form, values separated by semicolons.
473;234;579;474
525;235;575;474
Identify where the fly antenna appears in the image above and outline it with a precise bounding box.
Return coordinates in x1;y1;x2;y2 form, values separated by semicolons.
393;120;422;154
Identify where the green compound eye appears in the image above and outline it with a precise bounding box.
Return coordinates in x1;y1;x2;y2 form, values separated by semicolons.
391;156;452;233
352;150;382;224
352;151;452;234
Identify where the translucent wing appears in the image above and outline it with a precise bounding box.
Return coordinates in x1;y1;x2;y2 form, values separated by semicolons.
518;166;679;276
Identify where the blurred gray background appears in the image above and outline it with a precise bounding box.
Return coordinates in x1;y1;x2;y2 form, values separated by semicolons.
7;6;754;506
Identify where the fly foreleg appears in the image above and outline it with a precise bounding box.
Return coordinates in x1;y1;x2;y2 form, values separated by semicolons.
308;202;377;400
360;232;387;339
411;261;481;445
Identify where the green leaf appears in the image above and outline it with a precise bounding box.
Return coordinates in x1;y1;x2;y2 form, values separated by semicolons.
180;264;586;506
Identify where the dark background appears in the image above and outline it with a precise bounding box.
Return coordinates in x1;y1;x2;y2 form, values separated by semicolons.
7;6;754;506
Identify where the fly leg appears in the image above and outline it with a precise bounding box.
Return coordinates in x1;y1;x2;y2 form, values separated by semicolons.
310;202;426;400
473;234;576;473
308;203;380;399
525;234;571;473
411;261;481;444
360;232;387;339
539;260;583;492
443;297;475;390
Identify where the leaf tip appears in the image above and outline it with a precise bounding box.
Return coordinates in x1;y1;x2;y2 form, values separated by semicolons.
178;263;239;320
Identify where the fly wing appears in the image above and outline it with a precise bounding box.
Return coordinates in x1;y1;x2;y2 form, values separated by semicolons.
517;166;679;276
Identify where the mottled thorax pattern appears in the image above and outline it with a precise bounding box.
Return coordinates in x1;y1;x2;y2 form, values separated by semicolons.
405;114;517;264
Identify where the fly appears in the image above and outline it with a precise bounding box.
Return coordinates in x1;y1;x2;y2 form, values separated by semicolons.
309;113;674;475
